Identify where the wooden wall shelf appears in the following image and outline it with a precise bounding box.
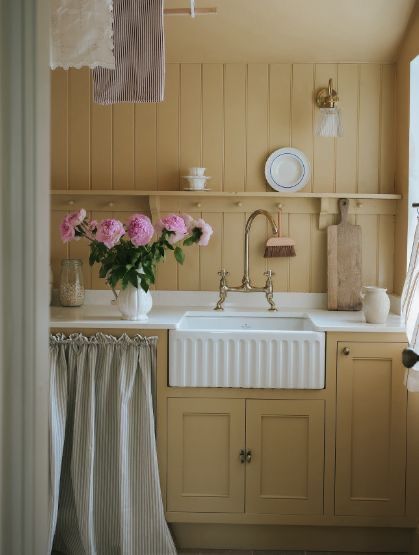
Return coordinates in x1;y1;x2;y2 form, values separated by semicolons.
51;190;402;200
51;190;402;229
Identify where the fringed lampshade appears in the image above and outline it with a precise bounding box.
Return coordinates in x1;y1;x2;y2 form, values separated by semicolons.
315;79;343;138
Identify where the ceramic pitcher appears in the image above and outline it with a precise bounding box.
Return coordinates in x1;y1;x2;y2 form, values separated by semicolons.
361;286;390;324
112;282;153;321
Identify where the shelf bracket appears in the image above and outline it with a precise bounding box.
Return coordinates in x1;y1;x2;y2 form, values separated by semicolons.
319;197;332;230
148;195;161;222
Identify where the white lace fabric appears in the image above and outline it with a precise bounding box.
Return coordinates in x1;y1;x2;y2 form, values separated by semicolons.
50;0;115;70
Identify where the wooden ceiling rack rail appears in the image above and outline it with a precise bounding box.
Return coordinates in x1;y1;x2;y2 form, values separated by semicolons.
163;7;217;15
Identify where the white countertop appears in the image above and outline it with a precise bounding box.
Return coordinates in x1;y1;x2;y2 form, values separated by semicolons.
50;293;405;334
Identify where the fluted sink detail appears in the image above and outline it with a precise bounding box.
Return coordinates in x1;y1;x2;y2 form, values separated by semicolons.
169;314;325;389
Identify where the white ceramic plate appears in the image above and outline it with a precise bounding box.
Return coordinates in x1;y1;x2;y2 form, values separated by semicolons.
183;187;211;191
265;148;310;192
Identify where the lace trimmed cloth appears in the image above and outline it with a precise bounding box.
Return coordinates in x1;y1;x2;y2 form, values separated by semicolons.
50;0;115;70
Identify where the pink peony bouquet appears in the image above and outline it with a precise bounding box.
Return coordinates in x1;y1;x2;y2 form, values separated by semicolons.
60;209;213;292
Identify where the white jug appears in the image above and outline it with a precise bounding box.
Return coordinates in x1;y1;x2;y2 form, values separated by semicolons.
112;282;153;321
361;286;390;324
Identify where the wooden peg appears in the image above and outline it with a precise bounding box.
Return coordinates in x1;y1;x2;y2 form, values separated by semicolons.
68;200;75;206
236;202;243;208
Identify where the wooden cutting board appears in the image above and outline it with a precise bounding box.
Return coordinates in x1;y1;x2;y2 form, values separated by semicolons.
327;198;362;311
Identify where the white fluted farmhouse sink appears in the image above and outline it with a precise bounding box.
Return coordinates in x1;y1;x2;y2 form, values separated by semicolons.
169;312;325;389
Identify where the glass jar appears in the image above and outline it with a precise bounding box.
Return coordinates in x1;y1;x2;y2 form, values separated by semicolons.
59;259;85;307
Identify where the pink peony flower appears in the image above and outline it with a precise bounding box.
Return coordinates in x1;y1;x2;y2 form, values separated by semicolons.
60;217;76;243
89;220;98;231
181;213;194;233
67;208;86;227
127;214;154;246
156;214;188;244
96;218;125;248
193;218;213;246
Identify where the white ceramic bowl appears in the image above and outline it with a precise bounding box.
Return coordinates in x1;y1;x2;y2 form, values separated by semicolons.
186;176;207;189
189;167;206;177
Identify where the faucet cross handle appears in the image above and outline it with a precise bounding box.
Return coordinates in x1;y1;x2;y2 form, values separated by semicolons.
264;270;275;278
218;269;230;278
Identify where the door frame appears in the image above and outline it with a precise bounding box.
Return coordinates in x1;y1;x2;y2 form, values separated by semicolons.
0;0;50;553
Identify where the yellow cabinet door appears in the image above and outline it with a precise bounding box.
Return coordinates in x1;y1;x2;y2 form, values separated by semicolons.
245;399;325;515
167;397;245;513
335;342;407;516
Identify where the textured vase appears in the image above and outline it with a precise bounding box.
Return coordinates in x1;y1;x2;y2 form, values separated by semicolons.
361;286;390;324
116;283;153;321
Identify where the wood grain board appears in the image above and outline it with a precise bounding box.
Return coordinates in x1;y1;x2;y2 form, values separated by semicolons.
327;199;362;310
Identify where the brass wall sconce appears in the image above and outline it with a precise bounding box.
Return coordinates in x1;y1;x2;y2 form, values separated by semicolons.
315;78;343;138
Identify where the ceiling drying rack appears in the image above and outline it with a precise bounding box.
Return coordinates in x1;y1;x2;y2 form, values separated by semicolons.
164;0;217;17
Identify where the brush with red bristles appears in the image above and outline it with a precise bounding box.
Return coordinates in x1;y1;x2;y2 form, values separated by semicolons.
264;208;296;258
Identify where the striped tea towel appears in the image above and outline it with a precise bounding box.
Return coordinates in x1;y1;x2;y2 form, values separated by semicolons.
50;0;115;70
93;0;165;104
402;216;419;391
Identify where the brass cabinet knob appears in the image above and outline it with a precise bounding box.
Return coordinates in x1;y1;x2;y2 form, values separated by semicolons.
246;449;252;463
342;347;351;356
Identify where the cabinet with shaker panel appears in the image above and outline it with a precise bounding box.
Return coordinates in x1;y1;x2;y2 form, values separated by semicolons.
159;331;419;528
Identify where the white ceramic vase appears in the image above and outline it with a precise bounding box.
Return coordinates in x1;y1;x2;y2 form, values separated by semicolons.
115;282;153;321
361;286;390;324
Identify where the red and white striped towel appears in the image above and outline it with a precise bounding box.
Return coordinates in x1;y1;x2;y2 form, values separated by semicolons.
93;0;165;104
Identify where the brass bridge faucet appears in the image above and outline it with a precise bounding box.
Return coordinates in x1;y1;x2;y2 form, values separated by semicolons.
215;209;278;311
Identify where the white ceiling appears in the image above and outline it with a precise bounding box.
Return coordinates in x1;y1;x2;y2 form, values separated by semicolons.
165;0;416;63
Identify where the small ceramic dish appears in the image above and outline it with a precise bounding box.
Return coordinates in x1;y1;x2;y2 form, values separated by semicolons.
265;148;310;192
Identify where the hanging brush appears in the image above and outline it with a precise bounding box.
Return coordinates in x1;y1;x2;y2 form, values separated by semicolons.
264;207;296;258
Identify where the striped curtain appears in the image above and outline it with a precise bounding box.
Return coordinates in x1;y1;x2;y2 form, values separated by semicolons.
48;333;176;555
402;217;419;392
93;0;165;104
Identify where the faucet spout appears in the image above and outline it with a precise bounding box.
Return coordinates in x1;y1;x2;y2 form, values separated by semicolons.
214;209;279;311
244;209;278;285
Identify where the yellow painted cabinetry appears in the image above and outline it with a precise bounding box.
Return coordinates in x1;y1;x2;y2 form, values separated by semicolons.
335;342;407;516
167;398;325;516
167;398;245;513
246;399;325;516
162;334;417;528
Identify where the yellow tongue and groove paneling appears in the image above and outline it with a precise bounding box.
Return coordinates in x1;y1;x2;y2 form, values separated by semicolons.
51;63;396;193
50;62;397;292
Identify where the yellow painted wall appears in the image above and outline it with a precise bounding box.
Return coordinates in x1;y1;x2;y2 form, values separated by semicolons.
51;62;397;292
395;2;419;293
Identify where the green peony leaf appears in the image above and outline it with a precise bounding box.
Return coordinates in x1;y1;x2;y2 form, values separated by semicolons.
174;246;185;265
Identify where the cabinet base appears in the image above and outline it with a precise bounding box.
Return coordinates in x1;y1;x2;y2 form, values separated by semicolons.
170;524;414;553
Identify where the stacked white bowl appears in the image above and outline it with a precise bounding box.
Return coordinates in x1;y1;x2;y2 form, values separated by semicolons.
183;167;211;190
